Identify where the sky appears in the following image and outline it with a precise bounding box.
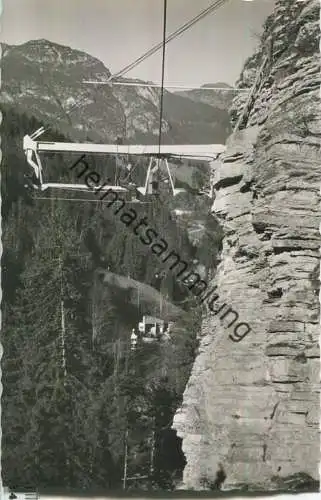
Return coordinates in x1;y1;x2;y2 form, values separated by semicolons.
1;0;275;86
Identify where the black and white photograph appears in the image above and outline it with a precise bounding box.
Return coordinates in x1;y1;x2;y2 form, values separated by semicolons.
0;0;320;497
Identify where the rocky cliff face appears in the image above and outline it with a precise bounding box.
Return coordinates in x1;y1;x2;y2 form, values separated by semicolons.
173;0;320;491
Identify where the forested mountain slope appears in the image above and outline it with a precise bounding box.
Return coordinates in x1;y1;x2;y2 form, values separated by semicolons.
175;82;235;111
2;106;224;490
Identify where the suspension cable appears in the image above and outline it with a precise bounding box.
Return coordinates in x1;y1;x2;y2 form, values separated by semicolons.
158;0;168;156
34;0;230;137
83;81;247;91
106;0;230;82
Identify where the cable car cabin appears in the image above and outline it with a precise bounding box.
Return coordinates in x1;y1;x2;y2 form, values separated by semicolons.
137;315;172;343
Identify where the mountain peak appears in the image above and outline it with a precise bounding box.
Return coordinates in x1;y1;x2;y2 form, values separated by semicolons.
14;38;72;50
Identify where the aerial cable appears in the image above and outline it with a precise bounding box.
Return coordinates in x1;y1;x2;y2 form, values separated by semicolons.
105;0;230;82
158;0;168;158
84;81;248;92
32;0;230;138
115;142;119;184
35;0;229;137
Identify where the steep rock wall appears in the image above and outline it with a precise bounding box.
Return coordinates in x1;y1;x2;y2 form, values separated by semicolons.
173;0;320;491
